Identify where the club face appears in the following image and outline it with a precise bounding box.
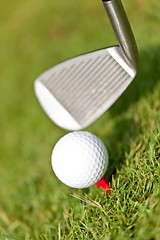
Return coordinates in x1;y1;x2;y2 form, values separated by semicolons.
34;46;137;130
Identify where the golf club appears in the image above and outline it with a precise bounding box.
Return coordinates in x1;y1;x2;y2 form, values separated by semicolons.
34;0;139;130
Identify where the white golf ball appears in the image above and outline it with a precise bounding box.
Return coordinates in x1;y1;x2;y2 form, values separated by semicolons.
51;131;109;188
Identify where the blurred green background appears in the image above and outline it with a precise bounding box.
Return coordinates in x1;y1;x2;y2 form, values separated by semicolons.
0;0;160;239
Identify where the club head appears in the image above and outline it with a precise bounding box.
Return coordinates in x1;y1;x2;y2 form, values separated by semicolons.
34;46;137;130
34;0;139;130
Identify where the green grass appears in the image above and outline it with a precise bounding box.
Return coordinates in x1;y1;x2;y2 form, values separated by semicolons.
0;0;160;239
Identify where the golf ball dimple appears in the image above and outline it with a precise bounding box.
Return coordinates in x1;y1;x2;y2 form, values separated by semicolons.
51;131;109;188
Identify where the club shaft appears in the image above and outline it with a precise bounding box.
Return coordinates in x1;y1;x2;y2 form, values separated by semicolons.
102;0;139;71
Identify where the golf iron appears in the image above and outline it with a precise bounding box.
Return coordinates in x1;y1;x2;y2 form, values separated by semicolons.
34;0;139;130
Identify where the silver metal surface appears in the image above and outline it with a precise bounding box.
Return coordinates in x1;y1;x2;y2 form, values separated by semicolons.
34;0;139;130
103;0;139;72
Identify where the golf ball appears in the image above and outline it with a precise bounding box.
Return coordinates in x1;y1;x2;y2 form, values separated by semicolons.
51;131;109;188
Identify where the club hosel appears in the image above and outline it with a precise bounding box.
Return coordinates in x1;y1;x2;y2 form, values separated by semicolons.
102;0;139;73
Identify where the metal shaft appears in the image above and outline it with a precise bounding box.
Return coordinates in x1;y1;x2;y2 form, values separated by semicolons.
102;0;139;72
